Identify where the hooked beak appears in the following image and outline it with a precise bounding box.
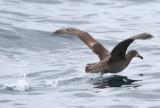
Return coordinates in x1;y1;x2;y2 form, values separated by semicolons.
137;54;143;60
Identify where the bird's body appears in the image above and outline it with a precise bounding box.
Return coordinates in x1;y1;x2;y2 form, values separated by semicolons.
86;55;130;74
104;60;130;73
54;28;153;75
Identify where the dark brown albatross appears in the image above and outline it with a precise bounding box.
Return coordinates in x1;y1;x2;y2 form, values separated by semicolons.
54;28;153;76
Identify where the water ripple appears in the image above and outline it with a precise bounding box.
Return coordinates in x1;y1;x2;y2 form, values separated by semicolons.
0;0;160;108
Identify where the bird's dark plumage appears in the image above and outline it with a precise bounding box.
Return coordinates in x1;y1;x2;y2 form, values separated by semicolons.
109;33;153;63
55;28;110;60
54;28;153;74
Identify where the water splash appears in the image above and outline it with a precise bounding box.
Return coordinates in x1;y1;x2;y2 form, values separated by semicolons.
3;78;30;92
3;58;31;92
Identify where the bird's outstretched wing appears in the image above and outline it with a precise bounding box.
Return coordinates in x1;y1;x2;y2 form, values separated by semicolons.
109;33;153;63
54;28;110;60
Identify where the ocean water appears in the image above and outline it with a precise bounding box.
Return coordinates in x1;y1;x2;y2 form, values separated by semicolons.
0;0;160;108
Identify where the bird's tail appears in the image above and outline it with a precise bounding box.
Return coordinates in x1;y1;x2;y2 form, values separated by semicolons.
85;60;107;73
130;33;153;40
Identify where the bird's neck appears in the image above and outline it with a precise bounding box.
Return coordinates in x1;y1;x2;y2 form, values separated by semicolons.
125;53;134;64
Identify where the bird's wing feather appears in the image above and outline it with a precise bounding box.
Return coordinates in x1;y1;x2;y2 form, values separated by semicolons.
54;28;110;60
78;33;110;60
109;33;153;62
109;39;134;62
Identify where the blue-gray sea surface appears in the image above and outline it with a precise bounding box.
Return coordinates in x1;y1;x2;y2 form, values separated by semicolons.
0;0;160;108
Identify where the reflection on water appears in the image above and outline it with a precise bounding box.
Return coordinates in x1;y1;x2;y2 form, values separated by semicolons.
92;75;140;88
0;0;160;108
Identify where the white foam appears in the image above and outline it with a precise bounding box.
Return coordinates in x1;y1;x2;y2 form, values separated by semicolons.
44;78;62;87
3;79;31;92
14;79;30;91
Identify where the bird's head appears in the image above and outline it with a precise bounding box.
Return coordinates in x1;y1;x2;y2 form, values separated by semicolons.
127;50;143;60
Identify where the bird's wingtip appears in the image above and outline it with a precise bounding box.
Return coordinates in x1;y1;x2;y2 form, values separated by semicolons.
130;33;154;40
